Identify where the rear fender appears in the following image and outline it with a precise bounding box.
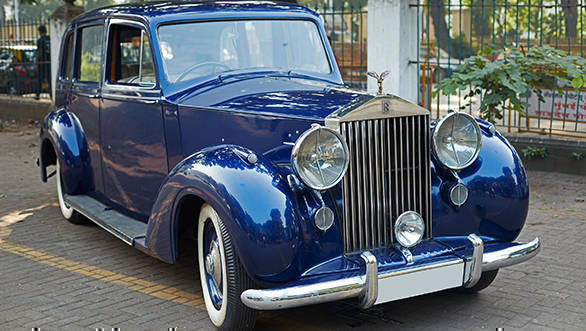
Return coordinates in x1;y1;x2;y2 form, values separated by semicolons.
39;108;92;194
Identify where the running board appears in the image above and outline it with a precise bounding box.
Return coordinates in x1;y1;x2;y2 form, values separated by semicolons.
64;194;147;246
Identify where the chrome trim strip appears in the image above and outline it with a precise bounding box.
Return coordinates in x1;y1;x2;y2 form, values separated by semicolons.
406;117;411;210
417;117;422;219
349;123;357;250
374;120;382;244
240;237;541;310
425;115;433;238
483;237;541;271
101;93;160;104
399;117;404;212
464;234;484;288
367;120;375;248
357;121;364;250
381;120;389;244
341;123;352;250
393;118;399;223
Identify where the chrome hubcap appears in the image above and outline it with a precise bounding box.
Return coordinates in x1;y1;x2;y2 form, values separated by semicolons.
205;253;214;275
206;240;222;290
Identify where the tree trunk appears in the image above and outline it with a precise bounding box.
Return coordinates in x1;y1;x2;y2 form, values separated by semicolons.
429;0;463;59
561;0;578;40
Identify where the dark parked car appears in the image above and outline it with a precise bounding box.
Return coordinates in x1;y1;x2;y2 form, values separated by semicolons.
0;45;37;95
39;2;540;329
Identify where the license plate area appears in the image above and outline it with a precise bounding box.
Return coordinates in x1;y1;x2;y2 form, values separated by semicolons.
375;259;465;305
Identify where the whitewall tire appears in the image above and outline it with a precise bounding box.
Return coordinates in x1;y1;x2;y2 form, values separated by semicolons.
197;203;257;330
56;160;85;224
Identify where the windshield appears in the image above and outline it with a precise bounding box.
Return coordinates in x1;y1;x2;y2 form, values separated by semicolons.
157;20;331;84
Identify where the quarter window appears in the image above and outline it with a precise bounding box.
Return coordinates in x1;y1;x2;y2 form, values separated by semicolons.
61;32;75;80
78;25;104;83
107;25;155;86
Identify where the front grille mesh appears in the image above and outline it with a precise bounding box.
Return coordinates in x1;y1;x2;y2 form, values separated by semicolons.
340;115;432;253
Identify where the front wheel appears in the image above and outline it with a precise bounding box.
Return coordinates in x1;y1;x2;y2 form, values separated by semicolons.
56;161;86;224
197;203;257;330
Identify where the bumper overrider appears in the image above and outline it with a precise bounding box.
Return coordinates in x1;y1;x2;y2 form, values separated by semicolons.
241;235;540;310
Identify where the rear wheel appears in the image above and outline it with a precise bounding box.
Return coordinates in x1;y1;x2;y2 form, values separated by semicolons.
56;161;86;224
197;203;257;330
462;269;499;293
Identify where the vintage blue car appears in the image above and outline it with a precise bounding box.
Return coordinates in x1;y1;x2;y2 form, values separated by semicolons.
39;1;540;329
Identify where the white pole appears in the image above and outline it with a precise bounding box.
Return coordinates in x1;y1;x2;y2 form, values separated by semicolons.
14;0;19;40
367;0;418;102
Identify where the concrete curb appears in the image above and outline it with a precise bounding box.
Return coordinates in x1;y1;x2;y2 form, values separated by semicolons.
505;134;586;176
0;96;52;122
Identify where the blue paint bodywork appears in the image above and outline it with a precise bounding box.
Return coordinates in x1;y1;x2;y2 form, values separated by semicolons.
40;2;530;287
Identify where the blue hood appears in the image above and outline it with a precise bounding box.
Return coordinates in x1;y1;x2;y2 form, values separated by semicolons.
172;75;365;120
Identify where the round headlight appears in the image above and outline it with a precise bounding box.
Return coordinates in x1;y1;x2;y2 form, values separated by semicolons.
291;125;349;190
432;112;482;170
394;211;425;248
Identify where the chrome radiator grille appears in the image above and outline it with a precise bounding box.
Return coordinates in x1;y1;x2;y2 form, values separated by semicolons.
340;115;432;253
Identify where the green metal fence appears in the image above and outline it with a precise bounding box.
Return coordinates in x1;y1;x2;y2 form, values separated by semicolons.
0;18;52;99
415;0;586;137
315;6;368;91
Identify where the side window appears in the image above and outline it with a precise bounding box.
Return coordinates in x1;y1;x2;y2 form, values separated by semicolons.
107;24;155;86
78;25;104;83
60;32;75;80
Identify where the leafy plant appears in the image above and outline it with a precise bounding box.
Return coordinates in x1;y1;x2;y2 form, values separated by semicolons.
572;152;584;161
433;46;586;122
522;146;547;159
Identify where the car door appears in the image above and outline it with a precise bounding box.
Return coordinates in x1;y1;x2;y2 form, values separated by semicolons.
69;22;105;195
100;19;168;221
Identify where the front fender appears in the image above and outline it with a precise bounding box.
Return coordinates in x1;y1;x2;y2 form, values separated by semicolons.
39;108;92;194
431;122;529;243
145;145;303;282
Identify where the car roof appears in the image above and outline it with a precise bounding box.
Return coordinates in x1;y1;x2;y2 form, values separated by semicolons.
71;1;320;26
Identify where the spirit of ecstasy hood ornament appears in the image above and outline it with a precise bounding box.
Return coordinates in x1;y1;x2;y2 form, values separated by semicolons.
367;70;390;95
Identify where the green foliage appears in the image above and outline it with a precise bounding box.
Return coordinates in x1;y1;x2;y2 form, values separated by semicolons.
572;152;584;161
522;146;547;159
433;46;586;122
79;52;100;82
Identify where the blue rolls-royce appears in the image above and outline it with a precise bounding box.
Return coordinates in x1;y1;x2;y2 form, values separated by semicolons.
39;1;540;329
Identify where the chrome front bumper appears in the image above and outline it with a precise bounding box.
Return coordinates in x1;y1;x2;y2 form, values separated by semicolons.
241;235;541;310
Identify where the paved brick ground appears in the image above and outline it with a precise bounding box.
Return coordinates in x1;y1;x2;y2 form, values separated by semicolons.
0;129;585;330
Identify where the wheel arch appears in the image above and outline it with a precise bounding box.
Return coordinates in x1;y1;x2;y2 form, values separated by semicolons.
39;137;57;182
144;145;303;283
174;193;205;256
39;108;92;194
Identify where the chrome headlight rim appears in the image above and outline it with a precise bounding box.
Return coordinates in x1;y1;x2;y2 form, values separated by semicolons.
291;124;350;191
394;211;425;248
432;111;482;170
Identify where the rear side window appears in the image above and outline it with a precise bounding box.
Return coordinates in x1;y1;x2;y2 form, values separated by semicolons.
78;25;104;83
107;24;155;86
61;32;75;80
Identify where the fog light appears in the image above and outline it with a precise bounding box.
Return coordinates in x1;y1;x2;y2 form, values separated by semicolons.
314;206;334;231
394;211;424;248
450;183;468;207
